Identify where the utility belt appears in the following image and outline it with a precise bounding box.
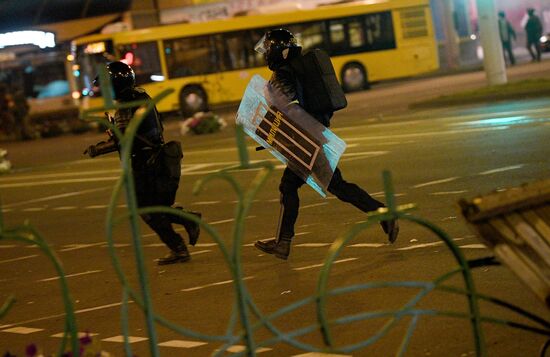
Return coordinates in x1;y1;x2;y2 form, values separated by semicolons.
131;138;183;180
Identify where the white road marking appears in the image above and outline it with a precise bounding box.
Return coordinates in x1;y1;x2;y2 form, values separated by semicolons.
293;352;351;356
430;190;469;195
413;177;460;188
348;243;385;248
181;276;254;292
0;176;120;189
397;242;444;251
477;165;524;175
210;215;256;225
340;151;388;162
22;207;45;212
192;201;221;205
459;244;488;249
37;270;102;282
0;302;127;330
301;202;329;209
0;254;39;264
210;218;235;225
190;250;211;255
346;126;508;143
53;206;78;211
1;187;110;209
342;151;388;157
60;243;105;252
158;340;207;348
1;326;43;334
101;243;131;248
293;258;358;271
295;243;331;247
102;335;148;343
84;205;108;209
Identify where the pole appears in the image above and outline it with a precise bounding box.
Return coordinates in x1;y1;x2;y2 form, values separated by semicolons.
476;0;507;85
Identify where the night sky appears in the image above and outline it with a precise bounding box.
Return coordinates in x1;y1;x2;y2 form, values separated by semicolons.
0;0;132;32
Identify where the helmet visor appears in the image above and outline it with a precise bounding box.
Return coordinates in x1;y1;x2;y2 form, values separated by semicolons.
254;34;268;54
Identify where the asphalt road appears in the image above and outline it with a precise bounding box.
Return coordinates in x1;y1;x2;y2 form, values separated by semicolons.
1;63;550;356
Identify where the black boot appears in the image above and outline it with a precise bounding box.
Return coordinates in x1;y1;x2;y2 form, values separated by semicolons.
380;219;399;244
173;207;201;246
157;244;190;265
254;238;291;260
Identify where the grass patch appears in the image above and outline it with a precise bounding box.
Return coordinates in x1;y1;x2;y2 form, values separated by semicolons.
409;79;550;109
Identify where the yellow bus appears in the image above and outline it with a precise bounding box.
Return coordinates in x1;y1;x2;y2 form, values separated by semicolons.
68;0;438;117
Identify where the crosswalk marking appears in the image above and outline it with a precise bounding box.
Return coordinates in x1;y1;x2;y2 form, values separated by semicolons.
224;345;272;353
102;335;148;343
158;340;207;348
2;326;43;334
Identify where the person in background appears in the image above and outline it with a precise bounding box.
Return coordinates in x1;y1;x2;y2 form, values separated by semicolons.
0;83;15;139
498;11;516;66
525;7;543;62
11;86;32;140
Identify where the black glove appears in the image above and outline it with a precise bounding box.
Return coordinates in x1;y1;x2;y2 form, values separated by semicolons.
83;145;98;158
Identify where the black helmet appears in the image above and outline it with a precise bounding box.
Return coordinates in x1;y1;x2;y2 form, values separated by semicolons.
93;61;135;99
255;29;301;70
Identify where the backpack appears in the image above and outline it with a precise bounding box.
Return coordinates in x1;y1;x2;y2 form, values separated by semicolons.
290;48;347;115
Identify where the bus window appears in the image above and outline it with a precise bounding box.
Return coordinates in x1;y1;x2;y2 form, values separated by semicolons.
348;19;366;48
117;42;163;85
289;21;327;51
164;36;218;78
364;12;396;51
220;31;253;70
328;21;347;53
33;62;69;98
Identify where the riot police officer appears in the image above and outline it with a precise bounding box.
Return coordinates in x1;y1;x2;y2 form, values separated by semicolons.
253;29;399;260
85;61;201;265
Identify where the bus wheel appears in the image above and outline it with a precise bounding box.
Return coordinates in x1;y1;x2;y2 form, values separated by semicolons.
179;86;208;118
341;63;370;92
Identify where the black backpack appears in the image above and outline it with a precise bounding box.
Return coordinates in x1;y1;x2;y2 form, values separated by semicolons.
290;49;347;115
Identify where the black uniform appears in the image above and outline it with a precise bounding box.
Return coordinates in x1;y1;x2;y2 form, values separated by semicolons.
116;89;186;253
86;62;200;265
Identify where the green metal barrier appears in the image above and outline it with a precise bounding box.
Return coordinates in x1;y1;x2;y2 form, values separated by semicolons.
1;67;549;356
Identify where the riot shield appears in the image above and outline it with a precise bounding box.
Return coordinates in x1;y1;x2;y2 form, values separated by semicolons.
236;75;346;197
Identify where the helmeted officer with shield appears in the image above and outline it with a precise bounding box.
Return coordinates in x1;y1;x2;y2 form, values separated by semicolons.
252;29;399;260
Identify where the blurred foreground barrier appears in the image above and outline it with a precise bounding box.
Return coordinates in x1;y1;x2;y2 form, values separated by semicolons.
460;178;550;307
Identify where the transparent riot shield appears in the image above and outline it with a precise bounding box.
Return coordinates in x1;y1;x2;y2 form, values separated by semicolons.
236;75;346;197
